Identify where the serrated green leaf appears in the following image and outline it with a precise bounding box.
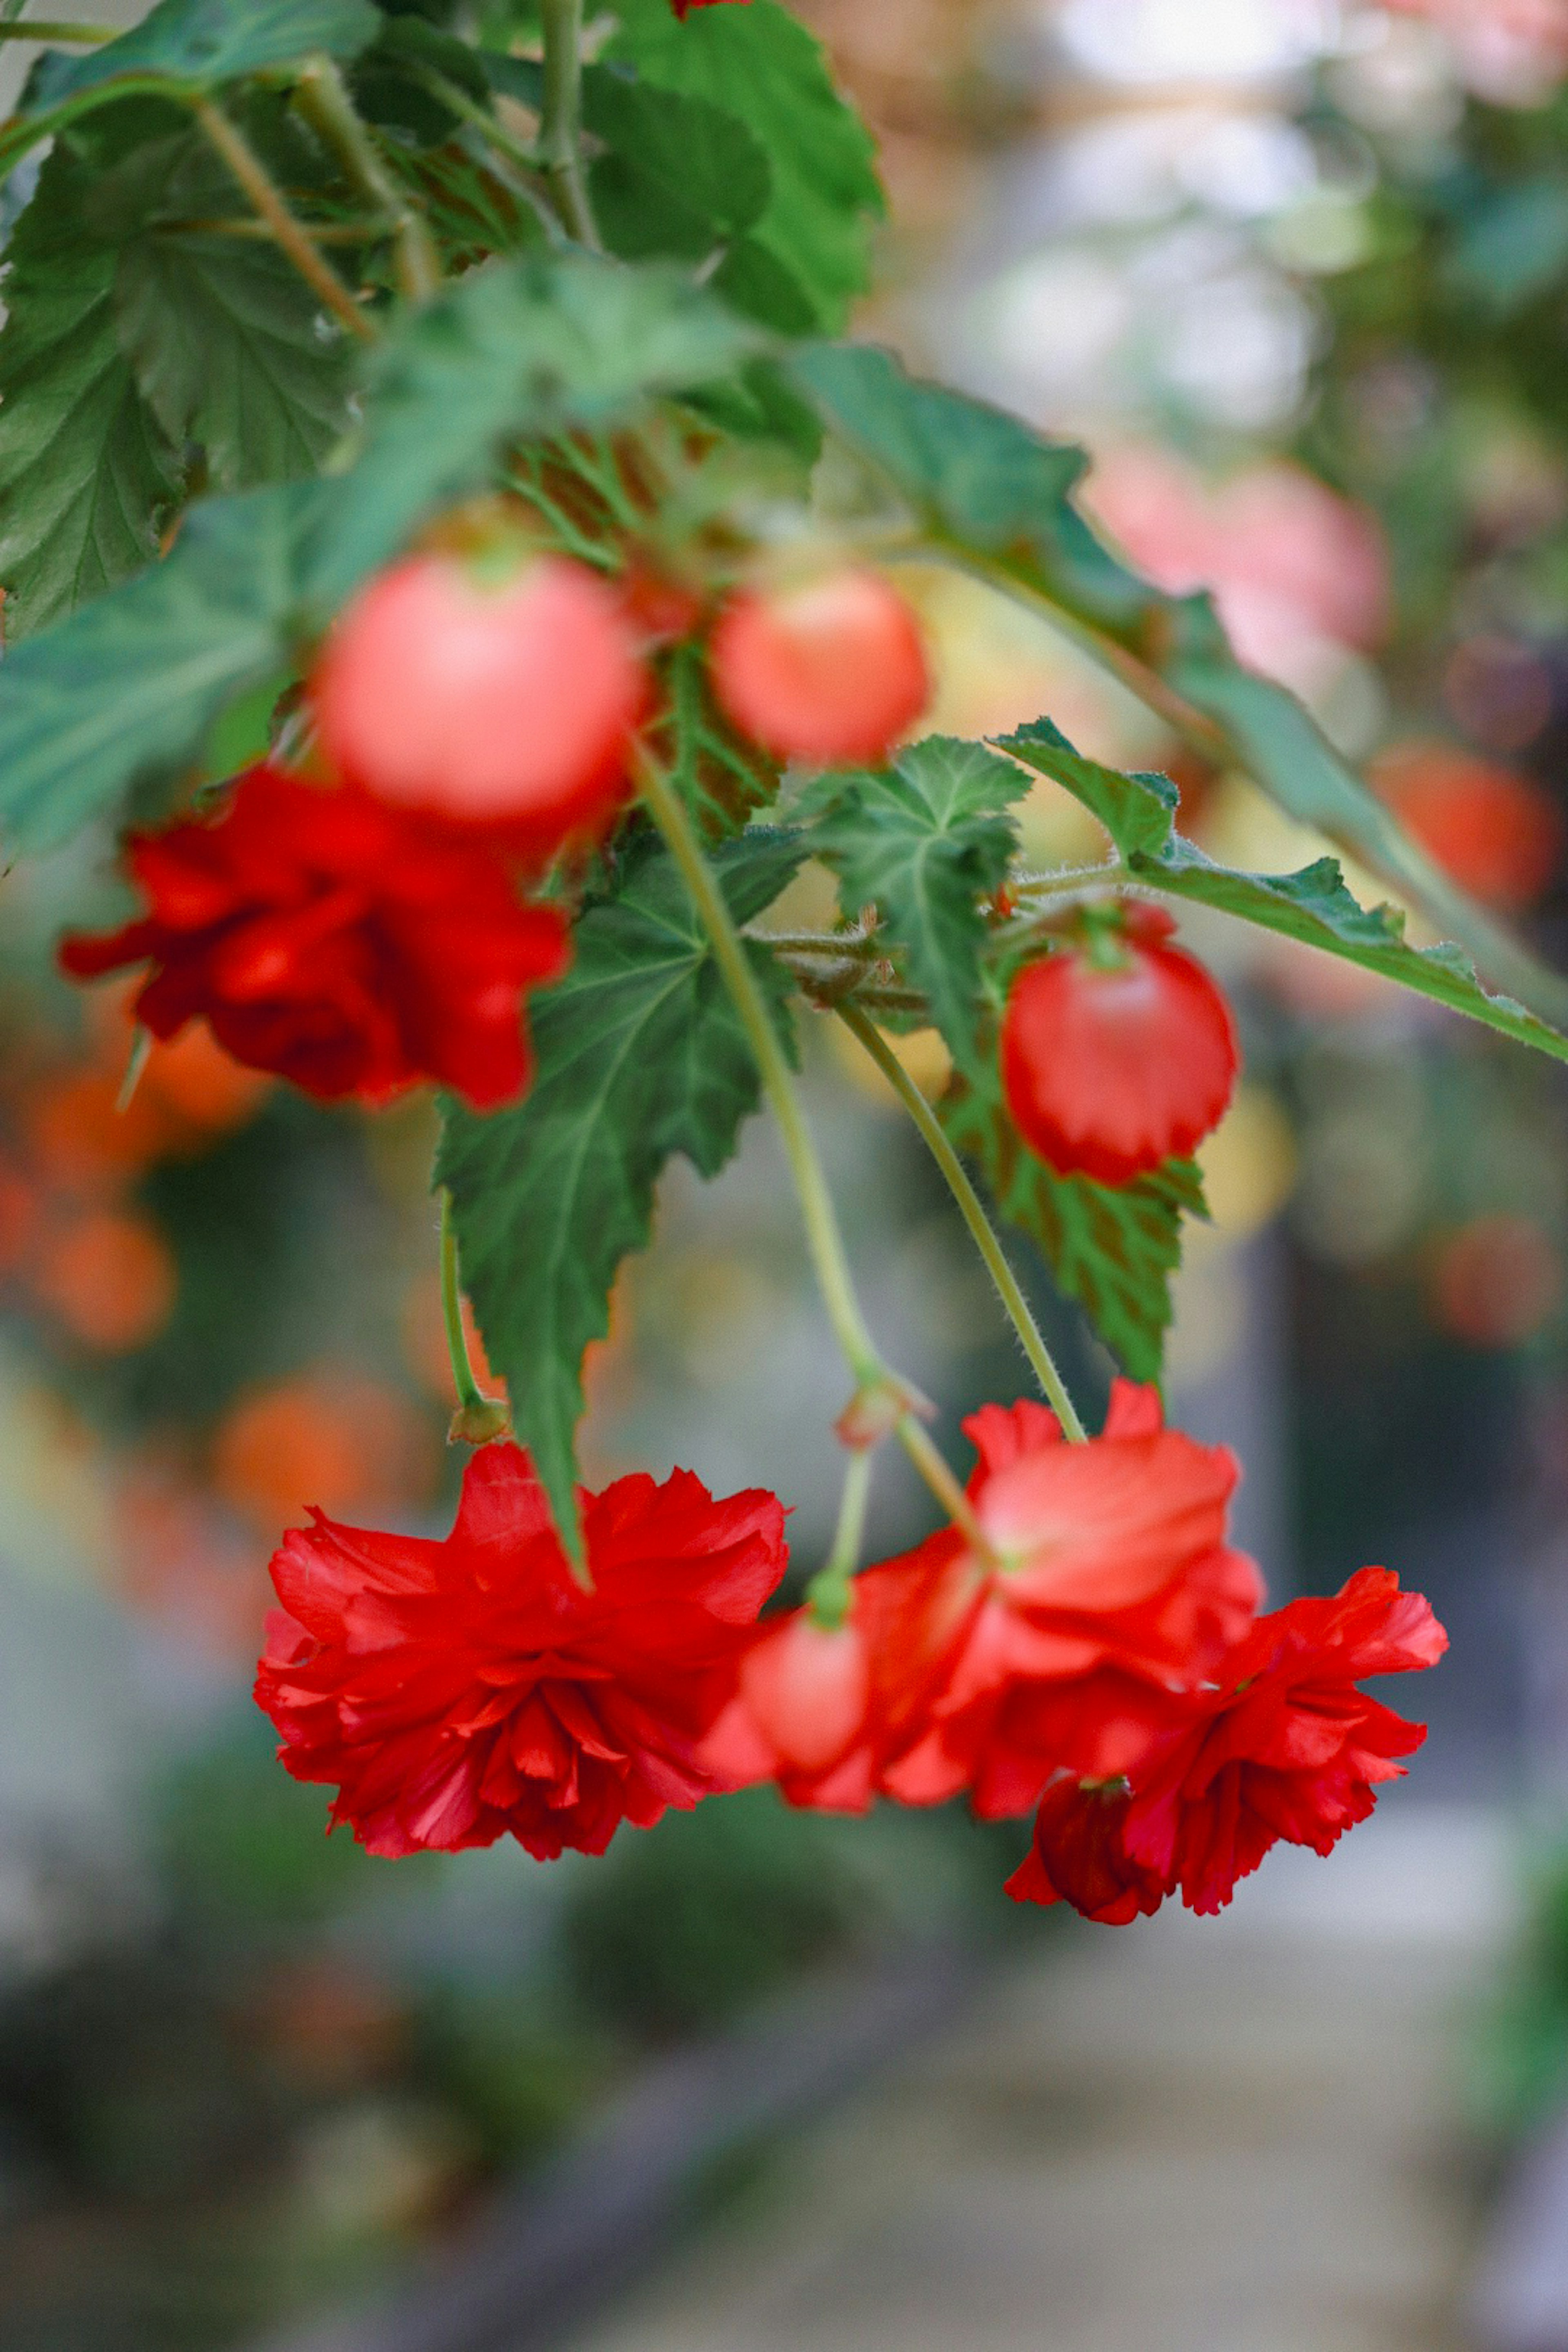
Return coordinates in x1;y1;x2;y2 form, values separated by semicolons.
1001;719;1568;1067
604;0;882;333
791;339;1568;1036
26;0;380;109
0;143;180;639
942;1069;1205;1384
650;641;782;843
116;232;352;487
437;829;805;1555
805;737;1029;1064
105;130;353;488
0;481;319;854
312;247;761;602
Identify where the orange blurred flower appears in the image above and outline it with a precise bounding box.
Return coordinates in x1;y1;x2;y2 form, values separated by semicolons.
34;1208;177;1351
213;1369;438;1531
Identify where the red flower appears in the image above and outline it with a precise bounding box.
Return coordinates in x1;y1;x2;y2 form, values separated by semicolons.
58;765;569;1110
703;1605;878;1810
670;0;749;14
1000;906;1239;1185
254;1441;788;1861
874;1384;1264;1818
1005;1775;1169;1926
700;1546;969;1811
1008;1567;1447;1920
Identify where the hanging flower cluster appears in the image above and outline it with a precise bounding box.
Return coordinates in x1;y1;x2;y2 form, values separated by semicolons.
60;510;1449;1920
252;1384;1444;1918
40;0;1488;1946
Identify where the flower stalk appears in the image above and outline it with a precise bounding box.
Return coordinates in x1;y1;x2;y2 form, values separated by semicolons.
637;751;997;1559
439;1190;510;1446
538;0;600;249
837;1004;1088;1441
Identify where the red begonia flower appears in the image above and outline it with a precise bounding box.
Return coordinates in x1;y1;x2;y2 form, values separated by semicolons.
1005;1774;1169;1926
254;1441;788;1861
1000;906;1239;1185
1008;1566;1447;1920
700;1541;971;1811
874;1383;1264;1819
703;1605;878;1810
58;765;569;1110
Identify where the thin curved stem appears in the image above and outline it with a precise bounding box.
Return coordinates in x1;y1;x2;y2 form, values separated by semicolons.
637;752;1000;1558
538;0;600;248
895;1419;992;1550
292;52;442;304
405;61;564;241
807;1448;873;1626
439;1190;486;1415
638;756;882;1385
837;1005;1088;1441
194;98;376;342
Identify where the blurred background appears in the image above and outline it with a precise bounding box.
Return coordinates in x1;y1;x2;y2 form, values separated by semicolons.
9;1;1568;2346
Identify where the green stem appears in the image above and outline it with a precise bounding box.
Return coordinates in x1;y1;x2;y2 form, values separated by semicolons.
292;51;441;304
406;61;563;239
0;16;113;39
639;755;880;1382
837;1004;1088;1442
538;0;599;248
806;1448;873;1627
194;98;377;342
896;1417;991;1550
440;1190;486;1414
638;752;999;1560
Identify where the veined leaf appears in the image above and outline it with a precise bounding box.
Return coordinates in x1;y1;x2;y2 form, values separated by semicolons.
805;737;1029;1063
1001;719;1568;1067
0;481;320;854
603;0;882;332
313;248;761;602
942;1069;1205;1385
106;129;354;489
0;118;353;637
437;830;805;1556
652;641;782;843
790;339;1568;1034
0;143;180;639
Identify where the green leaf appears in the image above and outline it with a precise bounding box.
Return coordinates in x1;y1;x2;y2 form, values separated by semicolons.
603;0;882;332
0;142;180;640
1001;719;1568;1068
26;0;380;107
313;247;761;602
805;737;1029;1062
791;339;1568;1036
586;65;773;263
650;641;782;843
115;232;352;488
385;134;546;272
437;829;805;1555
942;1069;1204;1385
105;131;353;489
0;481;319;854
